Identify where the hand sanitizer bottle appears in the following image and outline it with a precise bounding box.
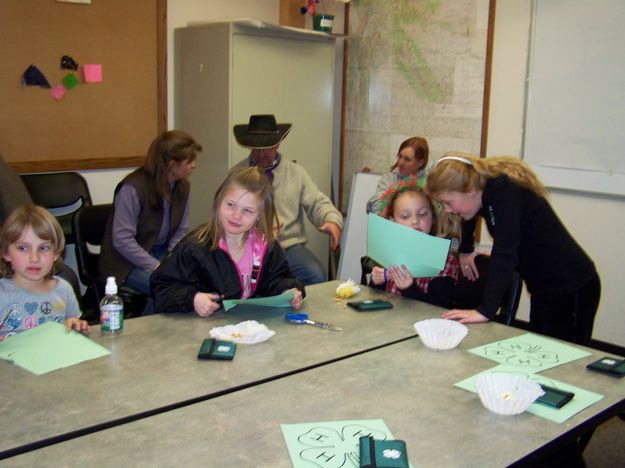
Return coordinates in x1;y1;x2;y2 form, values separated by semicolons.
100;276;124;336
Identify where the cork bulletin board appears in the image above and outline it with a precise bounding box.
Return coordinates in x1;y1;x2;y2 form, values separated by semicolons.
0;0;166;173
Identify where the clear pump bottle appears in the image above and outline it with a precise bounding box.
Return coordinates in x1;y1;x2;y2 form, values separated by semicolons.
100;276;124;336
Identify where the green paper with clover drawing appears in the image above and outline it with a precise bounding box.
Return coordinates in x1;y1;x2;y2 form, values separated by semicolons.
281;419;412;468
467;333;592;372
454;365;603;424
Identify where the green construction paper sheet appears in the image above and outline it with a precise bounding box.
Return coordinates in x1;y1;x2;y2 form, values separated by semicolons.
468;333;592;372
222;290;295;312
454;365;604;424
0;321;110;375
281;419;412;468
367;213;451;277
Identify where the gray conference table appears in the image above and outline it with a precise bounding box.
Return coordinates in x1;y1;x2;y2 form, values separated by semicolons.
6;323;625;467
1;280;443;457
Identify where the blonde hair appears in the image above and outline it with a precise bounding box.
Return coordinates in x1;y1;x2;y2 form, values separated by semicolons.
426;152;547;198
0;205;65;278
436;210;463;240
195;167;277;250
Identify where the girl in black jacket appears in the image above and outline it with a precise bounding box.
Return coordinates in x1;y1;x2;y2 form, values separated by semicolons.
427;153;600;345
151;167;304;316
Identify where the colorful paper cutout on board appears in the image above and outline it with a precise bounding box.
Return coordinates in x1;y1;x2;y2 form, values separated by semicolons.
468;333;592;372
22;64;51;88
82;64;102;83
281;419;411;468
51;84;65;101
60;55;78;71
0;321;110;375
222;290;294;312
454;365;604;424
62;73;79;90
367;213;451;277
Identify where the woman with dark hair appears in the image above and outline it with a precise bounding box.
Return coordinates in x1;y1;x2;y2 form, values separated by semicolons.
366;136;431;213
99;131;202;306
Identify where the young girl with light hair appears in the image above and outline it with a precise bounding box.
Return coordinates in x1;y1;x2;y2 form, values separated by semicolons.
1;206;88;340
151;167;304;317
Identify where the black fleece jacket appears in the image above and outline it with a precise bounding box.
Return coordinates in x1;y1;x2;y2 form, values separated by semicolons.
461;176;596;319
151;231;304;314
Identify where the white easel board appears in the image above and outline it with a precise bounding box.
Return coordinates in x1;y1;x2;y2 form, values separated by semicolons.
337;172;381;282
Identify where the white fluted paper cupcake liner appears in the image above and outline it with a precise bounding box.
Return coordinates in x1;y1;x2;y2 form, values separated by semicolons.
475;372;544;415
414;318;468;350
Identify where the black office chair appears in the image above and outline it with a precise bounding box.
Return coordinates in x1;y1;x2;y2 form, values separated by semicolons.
359;254;523;325
57;264;82;304
21;172;92;245
73;203;146;323
360;255;382;286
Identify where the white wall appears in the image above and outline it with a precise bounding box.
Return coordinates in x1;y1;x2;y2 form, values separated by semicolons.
488;1;625;347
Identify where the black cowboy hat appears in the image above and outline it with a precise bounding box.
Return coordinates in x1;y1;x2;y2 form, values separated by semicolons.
233;114;292;149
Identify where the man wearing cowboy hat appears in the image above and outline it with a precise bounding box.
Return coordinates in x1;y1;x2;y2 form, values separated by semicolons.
232;114;343;285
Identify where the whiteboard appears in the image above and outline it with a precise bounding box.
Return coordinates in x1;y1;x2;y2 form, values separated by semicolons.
337;172;381;282
523;0;625;196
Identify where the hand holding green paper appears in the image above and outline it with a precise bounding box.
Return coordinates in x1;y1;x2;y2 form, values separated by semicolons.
222;289;297;311
367;214;450;277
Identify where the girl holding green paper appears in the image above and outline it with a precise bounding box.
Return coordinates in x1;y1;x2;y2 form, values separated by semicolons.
368;181;483;308
151;167;304;317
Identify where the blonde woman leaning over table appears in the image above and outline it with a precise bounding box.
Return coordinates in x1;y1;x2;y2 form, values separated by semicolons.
426;153;600;346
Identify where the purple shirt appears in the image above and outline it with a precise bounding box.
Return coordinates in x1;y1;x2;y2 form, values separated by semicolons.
112;184;190;271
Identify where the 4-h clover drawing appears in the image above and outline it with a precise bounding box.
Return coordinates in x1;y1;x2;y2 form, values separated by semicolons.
467;333;592;376
297;424;388;467
482;340;559;369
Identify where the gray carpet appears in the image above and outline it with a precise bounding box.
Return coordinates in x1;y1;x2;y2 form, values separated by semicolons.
584;416;625;466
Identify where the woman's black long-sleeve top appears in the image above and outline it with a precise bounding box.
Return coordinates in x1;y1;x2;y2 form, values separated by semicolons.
461;175;596;319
